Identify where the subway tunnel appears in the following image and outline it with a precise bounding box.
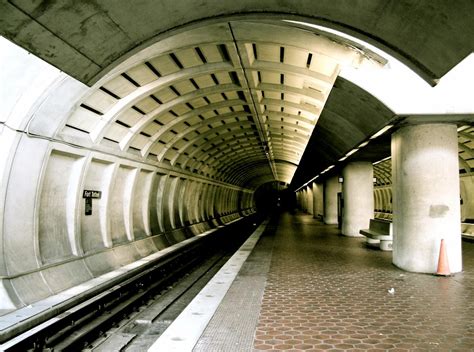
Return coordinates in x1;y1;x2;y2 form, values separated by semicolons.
0;1;474;350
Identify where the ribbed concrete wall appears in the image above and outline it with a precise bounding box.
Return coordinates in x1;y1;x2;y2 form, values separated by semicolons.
0;40;255;309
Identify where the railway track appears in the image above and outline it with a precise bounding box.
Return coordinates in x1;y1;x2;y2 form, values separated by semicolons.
1;216;261;351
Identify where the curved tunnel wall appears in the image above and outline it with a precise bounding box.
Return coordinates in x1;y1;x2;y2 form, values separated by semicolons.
0;40;255;309
374;186;393;219
1;140;254;308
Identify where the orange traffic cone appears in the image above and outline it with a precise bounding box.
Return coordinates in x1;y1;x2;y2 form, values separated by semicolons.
436;239;451;276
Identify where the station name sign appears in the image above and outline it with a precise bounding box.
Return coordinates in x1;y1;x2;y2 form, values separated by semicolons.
83;190;102;199
83;190;101;216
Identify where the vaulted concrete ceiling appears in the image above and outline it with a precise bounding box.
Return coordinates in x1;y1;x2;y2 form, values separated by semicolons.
37;20;384;189
1;1;473;190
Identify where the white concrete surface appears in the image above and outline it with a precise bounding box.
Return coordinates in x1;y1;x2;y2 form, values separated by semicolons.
342;162;374;237
312;182;324;219
324;176;341;225
148;219;269;352
392;124;462;274
307;186;314;215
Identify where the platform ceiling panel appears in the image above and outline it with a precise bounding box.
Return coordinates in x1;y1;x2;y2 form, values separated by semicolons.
291;77;395;187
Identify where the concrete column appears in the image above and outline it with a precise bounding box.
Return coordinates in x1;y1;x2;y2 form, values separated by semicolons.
307;186;314;215
303;188;309;212
302;189;306;212
392;124;461;274
342;162;374;237
312;182;323;219
303;187;308;213
324;176;340;225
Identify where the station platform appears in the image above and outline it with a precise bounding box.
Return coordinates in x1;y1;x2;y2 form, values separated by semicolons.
151;212;474;351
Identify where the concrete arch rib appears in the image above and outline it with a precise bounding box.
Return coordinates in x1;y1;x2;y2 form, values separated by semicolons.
137;97;246;155
213;155;270;177
154;111;251;154
185;138;265;165
173;122;257;165
89;61;235;143
152;110;253;162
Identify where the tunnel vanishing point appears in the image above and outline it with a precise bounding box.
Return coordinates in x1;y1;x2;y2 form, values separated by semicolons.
0;1;473;317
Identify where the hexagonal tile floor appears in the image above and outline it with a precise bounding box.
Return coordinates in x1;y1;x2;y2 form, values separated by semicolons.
253;212;474;352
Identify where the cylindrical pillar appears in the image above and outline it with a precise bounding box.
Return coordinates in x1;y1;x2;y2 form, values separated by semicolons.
324;176;340;224
307;186;314;215
342;162;374;237
301;188;308;213
392;124;461;274
303;187;307;213
312;182;323;219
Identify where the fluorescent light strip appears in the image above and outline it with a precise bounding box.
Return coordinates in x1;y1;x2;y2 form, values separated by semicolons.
373;156;391;165
294;185;305;192
370;125;393;139
345;148;359;157
296;128;380;189
322;165;335;173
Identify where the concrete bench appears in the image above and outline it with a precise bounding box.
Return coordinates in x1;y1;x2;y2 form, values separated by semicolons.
462;222;474;242
360;219;393;251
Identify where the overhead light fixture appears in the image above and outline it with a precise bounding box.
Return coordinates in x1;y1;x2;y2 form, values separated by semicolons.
345;149;359;157
370;125;393;139
338;156;348;162
295;163;336;192
321;165;335;174
373;156;391;165
358;141;369;148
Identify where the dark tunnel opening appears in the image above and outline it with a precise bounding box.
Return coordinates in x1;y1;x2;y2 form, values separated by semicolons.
254;181;296;215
